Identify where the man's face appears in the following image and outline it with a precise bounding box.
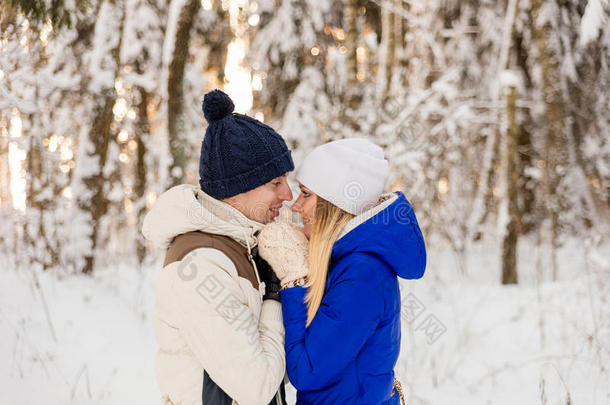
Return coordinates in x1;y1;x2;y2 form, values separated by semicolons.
222;173;293;224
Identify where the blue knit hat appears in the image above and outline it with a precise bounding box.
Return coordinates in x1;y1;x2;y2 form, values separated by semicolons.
199;89;294;199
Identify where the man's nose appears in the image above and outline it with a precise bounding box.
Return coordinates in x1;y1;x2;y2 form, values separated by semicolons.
279;183;293;202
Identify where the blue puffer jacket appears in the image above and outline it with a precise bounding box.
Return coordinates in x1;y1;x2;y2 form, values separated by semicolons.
280;192;426;404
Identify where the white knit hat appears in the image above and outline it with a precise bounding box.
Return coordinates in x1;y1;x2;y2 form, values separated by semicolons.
295;138;389;215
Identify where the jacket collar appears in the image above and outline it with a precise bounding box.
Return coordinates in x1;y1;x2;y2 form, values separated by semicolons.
142;184;263;251
337;192;399;240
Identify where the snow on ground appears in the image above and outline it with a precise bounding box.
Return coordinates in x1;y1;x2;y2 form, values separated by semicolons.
0;262;158;404
0;236;608;404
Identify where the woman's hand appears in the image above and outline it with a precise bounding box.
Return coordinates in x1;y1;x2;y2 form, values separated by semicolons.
257;221;309;286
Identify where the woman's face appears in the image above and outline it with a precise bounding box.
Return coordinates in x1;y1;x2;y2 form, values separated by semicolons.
291;182;317;239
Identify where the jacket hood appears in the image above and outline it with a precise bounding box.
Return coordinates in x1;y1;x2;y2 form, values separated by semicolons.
142;184;263;250
330;191;426;279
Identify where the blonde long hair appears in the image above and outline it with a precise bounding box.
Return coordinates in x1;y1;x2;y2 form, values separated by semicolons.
305;197;354;326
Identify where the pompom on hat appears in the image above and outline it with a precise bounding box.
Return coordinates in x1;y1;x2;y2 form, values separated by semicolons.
202;89;235;122
199;89;294;199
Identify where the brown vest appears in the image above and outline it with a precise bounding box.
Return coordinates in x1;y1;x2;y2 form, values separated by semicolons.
163;231;259;290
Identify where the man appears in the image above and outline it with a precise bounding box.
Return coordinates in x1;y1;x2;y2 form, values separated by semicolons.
143;89;293;405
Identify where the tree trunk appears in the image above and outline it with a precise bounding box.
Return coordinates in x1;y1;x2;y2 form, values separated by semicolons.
134;62;150;265
385;4;395;100
376;0;395;106
344;0;362;120
23;49;60;270
205;3;231;85
500;0;520;285
529;0;567;281
80;96;115;274
345;0;359;89
167;0;201;187
25;128;59;270
502;84;519;284
514;30;537;235
394;0;406;86
74;0;124;274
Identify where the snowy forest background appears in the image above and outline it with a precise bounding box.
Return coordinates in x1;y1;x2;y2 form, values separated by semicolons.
1;0;609;404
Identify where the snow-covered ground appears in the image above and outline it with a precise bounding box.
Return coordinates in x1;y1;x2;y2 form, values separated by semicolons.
0;261;158;404
1;236;608;404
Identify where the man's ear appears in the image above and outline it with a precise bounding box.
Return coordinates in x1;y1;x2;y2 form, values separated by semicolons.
223;194;248;214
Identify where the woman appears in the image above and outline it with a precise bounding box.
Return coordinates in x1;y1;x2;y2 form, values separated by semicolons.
257;138;426;405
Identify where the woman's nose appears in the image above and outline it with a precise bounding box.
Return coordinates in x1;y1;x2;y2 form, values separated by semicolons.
291;202;302;213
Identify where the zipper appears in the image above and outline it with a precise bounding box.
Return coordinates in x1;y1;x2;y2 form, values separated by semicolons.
244;230;265;302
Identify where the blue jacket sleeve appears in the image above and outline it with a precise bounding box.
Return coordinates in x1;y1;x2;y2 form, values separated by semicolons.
280;255;384;391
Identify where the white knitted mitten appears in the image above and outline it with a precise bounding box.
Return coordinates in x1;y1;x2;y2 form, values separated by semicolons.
257;221;309;286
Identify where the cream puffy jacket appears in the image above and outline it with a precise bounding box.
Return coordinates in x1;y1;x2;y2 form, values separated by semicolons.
142;184;286;405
